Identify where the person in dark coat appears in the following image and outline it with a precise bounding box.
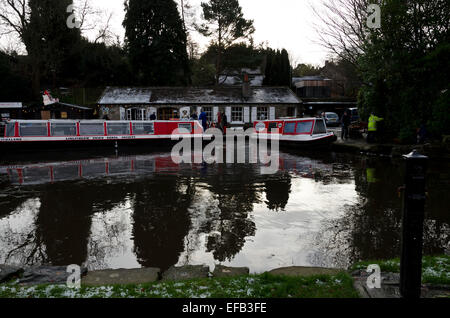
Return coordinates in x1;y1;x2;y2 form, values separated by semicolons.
150;112;157;121
341;111;351;140
199;109;208;132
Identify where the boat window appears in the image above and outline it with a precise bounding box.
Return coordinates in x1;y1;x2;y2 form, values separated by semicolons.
19;123;48;137
51;123;77;136
133;122;154;135
79;123;104;136
107;123;130;135
296;121;313;134
313;120;327;134
284;122;296;133
178;123;192;133
5;123;15;137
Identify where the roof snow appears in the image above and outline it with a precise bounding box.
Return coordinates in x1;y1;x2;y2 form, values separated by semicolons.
98;88;152;104
98;87;301;105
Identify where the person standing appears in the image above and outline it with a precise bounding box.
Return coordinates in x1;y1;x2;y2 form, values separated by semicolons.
150;112;157;121
341;111;351;140
367;113;384;143
222;111;228;134
199;108;208;132
217;111;222;131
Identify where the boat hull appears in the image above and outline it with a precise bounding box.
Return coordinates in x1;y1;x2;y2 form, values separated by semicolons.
252;133;337;148
0;136;207;153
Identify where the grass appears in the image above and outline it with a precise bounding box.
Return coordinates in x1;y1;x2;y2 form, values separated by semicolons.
0;272;359;299
351;254;450;285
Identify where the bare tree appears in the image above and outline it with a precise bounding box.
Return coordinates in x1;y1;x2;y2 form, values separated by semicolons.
74;0;118;45
0;0;30;52
310;0;373;65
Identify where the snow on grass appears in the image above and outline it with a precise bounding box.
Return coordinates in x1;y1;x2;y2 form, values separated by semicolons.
0;272;358;298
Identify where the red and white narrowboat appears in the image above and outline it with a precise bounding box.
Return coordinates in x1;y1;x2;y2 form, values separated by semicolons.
0;119;205;152
253;118;337;147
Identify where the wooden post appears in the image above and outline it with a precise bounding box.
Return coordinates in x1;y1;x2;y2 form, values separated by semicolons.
400;150;428;298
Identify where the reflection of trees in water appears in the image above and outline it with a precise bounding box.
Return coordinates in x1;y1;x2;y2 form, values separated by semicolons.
0;199;43;265
0;190;34;219
36;181;131;266
311;157;450;268
201;165;261;262
132;177;193;272
264;173;291;212
0;180;130;266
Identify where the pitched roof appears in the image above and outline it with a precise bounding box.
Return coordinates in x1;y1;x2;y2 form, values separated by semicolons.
98;88;152;104
98;87;301;105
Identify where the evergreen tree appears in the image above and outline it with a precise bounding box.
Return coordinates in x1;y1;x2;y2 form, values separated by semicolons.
199;0;255;84
28;0;82;88
123;0;191;86
264;48;291;86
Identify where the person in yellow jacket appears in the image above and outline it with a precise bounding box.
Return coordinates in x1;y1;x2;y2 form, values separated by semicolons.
367;113;383;143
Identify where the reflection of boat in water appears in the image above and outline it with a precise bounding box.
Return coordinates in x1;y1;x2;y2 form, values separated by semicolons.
0;151;335;186
253;118;337;147
0;154;188;185
0;119;205;152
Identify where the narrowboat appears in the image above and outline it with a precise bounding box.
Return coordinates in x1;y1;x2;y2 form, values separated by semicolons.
0;119;205;152
252;118;337;147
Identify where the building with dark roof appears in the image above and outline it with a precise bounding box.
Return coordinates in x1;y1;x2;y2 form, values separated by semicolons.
98;86;302;127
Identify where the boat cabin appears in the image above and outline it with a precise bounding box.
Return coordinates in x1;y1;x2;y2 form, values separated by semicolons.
1;120;204;141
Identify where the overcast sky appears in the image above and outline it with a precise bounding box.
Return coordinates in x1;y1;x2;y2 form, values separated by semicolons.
1;0;331;66
89;0;330;66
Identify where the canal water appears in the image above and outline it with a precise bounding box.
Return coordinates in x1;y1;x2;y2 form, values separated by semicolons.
0;147;448;273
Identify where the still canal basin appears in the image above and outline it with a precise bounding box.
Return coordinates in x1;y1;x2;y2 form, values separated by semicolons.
0;148;448;273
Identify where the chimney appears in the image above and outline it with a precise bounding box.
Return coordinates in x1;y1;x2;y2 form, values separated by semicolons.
242;73;251;98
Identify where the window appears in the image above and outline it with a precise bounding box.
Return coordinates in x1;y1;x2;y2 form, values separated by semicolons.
287;107;296;117
313;120;327;134
127;108;147;121
79;123;104;136
296;121;314;134
231;107;243;122
257;107;268;120
283;122;296;133
107;123;130;135
133;122;154;135
202;107;213;122
51;123;77;136
5;123;15;137
178;123;192;133
19;123;48;137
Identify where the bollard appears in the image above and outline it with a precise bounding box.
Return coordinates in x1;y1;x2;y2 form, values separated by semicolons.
400;150;428;298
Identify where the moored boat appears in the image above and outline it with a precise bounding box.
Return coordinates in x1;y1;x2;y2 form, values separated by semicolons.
252;118;337;147
0;119;205;152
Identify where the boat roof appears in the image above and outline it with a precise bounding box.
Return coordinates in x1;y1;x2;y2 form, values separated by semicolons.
255;118;321;122
7;120;200;124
